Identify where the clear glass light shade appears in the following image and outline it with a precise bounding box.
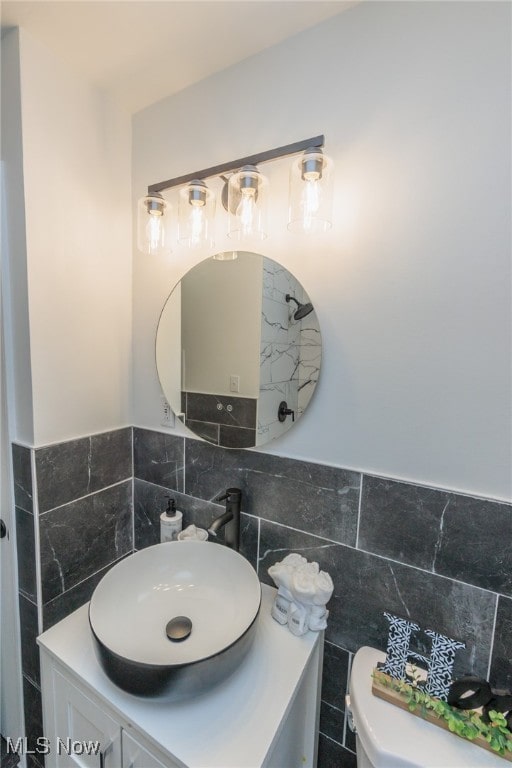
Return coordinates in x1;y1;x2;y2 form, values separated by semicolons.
178;181;215;248
227;166;268;241
288;150;333;233
137;194;172;256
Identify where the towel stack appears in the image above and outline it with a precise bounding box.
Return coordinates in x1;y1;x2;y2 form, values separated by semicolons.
267;553;334;636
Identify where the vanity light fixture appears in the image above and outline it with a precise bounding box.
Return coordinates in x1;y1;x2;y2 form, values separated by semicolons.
137;135;332;255
288;148;333;233
178;179;215;248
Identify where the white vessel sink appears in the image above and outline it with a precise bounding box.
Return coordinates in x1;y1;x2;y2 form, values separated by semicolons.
89;541;261;699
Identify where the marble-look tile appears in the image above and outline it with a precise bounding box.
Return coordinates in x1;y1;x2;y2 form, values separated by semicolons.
320;701;345;746
133;428;184;491
39;481;132;603
12;443;33;512
15;507;37;601
42;557;129;631
322;642;350;710
219;425;256;448
23;676;43;755
239;513;259;571
19;594;40;686
185;439;360;546
186;419;220;445
489;595;512;691
258;520;496;679
185;393;256;430
359;477;512;594
36;428;132;512
318;734;356;768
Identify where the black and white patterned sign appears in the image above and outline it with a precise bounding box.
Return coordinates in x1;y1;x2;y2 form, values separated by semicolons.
381;612;466;701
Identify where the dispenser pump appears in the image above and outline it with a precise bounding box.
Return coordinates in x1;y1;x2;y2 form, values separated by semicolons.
160;496;182;542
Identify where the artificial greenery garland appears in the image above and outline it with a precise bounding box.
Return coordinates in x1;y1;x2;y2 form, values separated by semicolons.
372;669;512;760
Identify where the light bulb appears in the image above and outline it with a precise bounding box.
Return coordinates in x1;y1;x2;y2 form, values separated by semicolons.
189;204;205;245
147;211;164;254
236;189;257;235
301;179;321;231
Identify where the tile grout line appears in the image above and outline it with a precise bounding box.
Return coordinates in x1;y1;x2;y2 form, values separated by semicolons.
486;595;500;681
355;474;363;550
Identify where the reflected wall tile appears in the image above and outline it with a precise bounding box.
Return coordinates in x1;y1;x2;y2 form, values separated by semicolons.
359;476;512;594
39;481;132;603
12;443;33;512
318;734;356;768
258;520;496;679
489;595;512;691
320;702;345;746
185;439;359;546
133;428;184;490
36;428;132;512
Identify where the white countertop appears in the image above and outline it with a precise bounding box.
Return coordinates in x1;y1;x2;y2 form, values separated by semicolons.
38;584;321;768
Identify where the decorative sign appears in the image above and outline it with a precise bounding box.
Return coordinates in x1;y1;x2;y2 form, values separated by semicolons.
381;611;466;701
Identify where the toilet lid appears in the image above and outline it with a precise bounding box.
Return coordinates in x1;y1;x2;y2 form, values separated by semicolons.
349;647;506;768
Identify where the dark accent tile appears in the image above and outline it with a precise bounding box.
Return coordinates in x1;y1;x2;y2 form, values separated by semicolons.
322;642;350;710
35;428;132;512
490;595;512;691
15;507;37;601
18;594;40;686
39;481;132;603
344;711;357;753
186;420;219;444
359;476;450;571
219;425;256;448
22;676;42;756
42;557;129;631
26;756;44;768
185;392;256;430
12;443;33;513
433;495;512;596
133;428;184;491
359;477;512;595
318;734;356;768
1;737;20;768
185;439;360;545
320;701;344;745
258;520;496;679
239;513;258;571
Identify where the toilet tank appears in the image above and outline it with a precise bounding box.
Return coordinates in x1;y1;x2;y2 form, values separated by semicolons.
347;646;507;768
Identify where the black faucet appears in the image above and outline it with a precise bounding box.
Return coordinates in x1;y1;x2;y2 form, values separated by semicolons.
208;488;242;551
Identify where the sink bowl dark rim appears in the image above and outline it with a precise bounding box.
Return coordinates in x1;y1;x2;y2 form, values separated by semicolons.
88;589;262;671
88;592;261;698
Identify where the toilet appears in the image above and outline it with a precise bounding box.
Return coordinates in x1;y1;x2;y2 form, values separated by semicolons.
346;646;506;768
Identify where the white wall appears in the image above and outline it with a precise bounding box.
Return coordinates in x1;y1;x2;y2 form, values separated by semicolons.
133;1;511;501
4;28;133;446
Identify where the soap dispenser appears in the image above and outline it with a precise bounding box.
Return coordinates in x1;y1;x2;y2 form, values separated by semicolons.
160;497;183;542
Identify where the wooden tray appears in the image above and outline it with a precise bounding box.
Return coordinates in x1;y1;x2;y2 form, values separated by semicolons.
372;669;512;763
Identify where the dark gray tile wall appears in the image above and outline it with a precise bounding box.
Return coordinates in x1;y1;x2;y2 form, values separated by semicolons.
12;426;512;768
12;429;133;762
132;428;512;764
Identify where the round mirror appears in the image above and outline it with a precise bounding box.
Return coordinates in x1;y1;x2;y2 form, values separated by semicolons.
156;251;321;448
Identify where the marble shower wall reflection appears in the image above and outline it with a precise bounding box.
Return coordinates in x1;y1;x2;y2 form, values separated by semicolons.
258;258;321;443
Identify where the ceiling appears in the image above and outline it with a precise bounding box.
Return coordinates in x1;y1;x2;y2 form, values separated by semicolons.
1;1;355;114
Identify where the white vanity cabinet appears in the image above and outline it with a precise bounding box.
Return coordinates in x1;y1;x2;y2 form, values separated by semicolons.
38;585;323;768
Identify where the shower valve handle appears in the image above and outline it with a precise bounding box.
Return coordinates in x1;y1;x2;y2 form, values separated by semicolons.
278;401;295;423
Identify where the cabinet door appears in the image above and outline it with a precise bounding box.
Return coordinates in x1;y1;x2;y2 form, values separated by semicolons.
122;730;179;768
53;670;122;768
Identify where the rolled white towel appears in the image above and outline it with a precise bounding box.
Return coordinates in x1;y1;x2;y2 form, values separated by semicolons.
291;568;318;605
287;601;310;636
308;606;329;631
313;570;334;606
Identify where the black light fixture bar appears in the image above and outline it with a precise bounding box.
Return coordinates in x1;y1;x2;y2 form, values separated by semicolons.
147;134;325;195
